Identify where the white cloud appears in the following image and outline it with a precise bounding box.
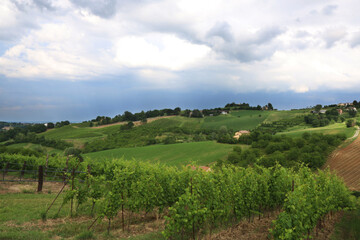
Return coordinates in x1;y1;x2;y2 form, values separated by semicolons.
322;27;347;48
1;0;360;94
114;34;210;71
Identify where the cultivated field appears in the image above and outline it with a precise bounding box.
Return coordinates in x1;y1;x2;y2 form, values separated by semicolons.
84;141;245;167
324;131;360;191
279;123;356;138
202;110;270;130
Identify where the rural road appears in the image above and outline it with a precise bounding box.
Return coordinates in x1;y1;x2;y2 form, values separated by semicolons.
348;126;360;140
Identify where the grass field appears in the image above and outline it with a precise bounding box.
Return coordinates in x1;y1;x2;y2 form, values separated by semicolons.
202;110;271;130
0;189;164;240
263;109;308;122
36;110;306;148
84;141;246;167
6;143;63;154
278;123;357;138
39;124;122;148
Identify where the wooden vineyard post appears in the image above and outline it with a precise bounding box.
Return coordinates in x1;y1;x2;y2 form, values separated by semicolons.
38;166;44;192
20;161;26;181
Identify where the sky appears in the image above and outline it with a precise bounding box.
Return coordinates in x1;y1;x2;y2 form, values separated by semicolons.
1;0;360;122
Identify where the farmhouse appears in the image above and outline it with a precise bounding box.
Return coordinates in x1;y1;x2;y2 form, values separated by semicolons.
348;107;357;111
233;130;250;139
1;126;13;131
221;111;229;115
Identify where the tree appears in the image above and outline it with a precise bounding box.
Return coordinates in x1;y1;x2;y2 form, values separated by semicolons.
268;103;274;110
190;109;203;118
47;122;55;129
123;111;135;121
346;119;355;128
314;104;322;112
174;107;181;115
349;109;357;117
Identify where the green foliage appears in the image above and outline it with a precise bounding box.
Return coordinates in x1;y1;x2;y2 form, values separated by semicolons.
270;169;356;239
75;231;95;240
225;131;346;169
84;141;235;168
346;119;355;127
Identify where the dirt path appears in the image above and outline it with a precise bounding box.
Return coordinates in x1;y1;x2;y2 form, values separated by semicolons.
324;127;360;191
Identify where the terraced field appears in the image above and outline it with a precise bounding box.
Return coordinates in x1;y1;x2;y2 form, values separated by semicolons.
324;129;360;191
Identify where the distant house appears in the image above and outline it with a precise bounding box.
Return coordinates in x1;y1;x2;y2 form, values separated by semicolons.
348;107;357;111
1;126;13;131
338;102;353;107
233;130;251;139
221;111;228;115
337;109;343;115
319;110;327;114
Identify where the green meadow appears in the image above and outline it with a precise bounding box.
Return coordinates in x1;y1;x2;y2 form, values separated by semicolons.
84;141;247;167
278;122;357;138
202;110;270;130
6;143;63;154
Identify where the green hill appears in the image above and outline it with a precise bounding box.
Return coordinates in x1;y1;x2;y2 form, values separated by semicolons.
278;122;357;138
202;110;271;130
84;141;246;167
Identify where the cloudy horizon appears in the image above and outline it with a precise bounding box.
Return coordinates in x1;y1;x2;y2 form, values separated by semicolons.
1;0;360;122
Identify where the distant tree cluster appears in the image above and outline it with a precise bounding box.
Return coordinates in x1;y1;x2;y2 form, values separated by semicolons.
88;107;182;126
224;102;270;110
222;132;345;169
55;121;70;128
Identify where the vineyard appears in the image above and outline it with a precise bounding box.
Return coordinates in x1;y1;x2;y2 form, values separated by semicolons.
324;132;360;191
0;153;357;239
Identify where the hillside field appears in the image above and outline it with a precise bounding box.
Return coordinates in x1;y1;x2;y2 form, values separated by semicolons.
278;122;357;138
6;143;62;154
39;110;305;143
38;124;122;148
84;141;247;167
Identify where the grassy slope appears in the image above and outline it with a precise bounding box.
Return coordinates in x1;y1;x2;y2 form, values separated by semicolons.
6;143;63;154
264;109;308;122
202;110;271;130
38;124;121;148
37;110;303;144
278;122;357;138
84;141;246;167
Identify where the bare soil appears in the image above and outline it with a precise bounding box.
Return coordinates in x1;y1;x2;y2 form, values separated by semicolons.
324;133;360;191
0;179;66;194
